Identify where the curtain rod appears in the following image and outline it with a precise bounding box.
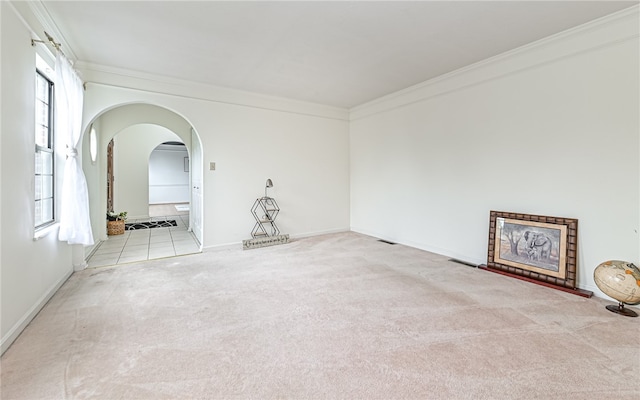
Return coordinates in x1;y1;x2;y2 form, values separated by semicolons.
31;31;65;57
31;31;87;90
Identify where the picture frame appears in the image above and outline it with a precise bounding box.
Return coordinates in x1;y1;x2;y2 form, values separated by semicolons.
486;211;578;290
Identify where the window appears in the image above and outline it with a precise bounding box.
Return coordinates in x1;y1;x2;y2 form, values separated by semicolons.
35;70;55;229
89;125;98;163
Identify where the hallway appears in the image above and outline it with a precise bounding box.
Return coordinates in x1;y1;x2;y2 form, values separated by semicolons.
88;205;200;268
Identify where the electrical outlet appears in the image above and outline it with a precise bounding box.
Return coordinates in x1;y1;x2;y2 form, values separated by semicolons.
210;162;216;171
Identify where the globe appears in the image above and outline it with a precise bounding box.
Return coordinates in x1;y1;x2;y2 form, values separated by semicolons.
594;260;640;317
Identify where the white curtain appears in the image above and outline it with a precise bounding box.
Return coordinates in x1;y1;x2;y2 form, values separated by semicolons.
56;53;94;246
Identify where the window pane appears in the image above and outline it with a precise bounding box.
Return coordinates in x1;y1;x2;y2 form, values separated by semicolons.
41;151;53;175
35;123;49;148
35;103;49;148
35;175;42;200
35;150;53;178
35;152;43;175
35;68;54;230
35;200;42;226
36;101;49;126
41;198;53;223
42;176;53;198
89;127;98;162
35;75;48;101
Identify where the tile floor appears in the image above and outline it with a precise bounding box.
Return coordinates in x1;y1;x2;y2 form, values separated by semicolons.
87;213;201;268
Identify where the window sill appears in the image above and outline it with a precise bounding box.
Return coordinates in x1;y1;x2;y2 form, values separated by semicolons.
33;223;59;241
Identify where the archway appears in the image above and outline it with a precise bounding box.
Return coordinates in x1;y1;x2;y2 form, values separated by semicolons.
148;141;190;218
82;103;204;260
109;123;185;219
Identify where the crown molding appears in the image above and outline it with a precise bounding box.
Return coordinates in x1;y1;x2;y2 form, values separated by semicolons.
11;0;346;120
25;0;78;60
77;61;350;121
350;4;640;120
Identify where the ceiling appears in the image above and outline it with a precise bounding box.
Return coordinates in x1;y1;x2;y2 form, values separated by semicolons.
39;1;637;109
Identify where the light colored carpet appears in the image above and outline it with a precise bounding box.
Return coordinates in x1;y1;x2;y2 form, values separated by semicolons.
1;232;639;399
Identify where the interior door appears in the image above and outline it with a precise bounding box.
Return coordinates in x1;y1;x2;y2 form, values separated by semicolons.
107;139;114;213
190;129;203;245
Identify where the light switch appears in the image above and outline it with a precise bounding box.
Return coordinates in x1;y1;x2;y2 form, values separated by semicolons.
210;162;216;171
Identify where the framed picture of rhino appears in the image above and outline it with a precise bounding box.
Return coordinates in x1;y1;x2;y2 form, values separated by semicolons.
486;211;578;290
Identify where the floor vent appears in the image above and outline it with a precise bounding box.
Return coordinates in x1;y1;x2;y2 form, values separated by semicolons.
449;258;478;268
378;239;396;245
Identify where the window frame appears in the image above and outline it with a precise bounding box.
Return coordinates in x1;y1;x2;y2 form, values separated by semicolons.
34;68;55;231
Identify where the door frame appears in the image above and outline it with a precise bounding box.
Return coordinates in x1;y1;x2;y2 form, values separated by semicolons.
107;139;114;213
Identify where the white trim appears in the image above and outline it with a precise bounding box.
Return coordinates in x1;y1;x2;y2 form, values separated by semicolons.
79;64;350;122
19;0;347;120
0;268;73;355
350;5;640;120
290;228;351;240
350;226;485;267
8;2;58;66
33;222;59;241
27;0;78;60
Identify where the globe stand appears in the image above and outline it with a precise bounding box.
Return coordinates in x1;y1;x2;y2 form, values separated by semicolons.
605;302;638;317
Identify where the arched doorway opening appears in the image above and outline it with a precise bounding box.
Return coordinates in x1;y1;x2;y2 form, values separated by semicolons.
148;141;190;219
82;103;204;266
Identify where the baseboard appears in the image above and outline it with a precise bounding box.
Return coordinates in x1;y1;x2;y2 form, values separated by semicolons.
349;227;485;266
478;264;593;298
1;268;73;355
84;241;101;259
127;214;150;220
291;228;351;240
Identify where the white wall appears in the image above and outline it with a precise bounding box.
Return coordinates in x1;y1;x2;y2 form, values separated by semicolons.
149;144;190;205
1;3;73;353
350;8;639;296
81;118;103;257
81;84;351;248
